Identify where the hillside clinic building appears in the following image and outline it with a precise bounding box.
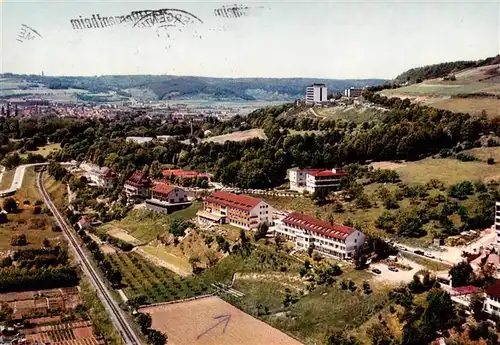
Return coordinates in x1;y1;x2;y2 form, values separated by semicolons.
306;83;327;104
275;212;365;260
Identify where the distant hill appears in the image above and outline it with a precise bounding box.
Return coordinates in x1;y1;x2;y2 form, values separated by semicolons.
394;55;500;85
382;55;500;118
0;73;384;102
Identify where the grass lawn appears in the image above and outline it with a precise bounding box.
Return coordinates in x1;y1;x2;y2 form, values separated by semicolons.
101;201;202;243
20;143;61;158
43;173;67;210
314;106;387;123
202;129;266;143
400;252;451;272
142;246;193;273
0;169;15;190
464;146;500;162
14;167;41;202
393;157;500;185
288;129;325;136
0;167;65;253
431;98;500;118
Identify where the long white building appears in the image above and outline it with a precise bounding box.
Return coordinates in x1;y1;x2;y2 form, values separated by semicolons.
197;191;272;230
289;168;349;194
484;280;500;316
305;84;328;104
275;212;365;260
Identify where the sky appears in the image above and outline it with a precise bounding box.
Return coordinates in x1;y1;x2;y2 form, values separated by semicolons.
1;0;499;79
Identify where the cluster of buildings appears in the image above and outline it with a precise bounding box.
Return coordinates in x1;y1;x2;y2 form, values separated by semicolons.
195;190;365;260
122;171;191;213
288;167;349;194
304;84;364;105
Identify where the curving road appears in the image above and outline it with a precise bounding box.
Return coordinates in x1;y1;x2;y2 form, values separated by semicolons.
37;171;142;345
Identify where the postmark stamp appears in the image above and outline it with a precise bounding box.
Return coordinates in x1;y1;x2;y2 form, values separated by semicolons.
17;24;42;42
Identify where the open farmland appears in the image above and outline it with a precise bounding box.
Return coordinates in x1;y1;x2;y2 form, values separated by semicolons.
202;129;266;143
0;287;82;319
24;320;101;345
430;97;500;117
140;296;304;345
0;167;66;252
390;157;500;185
379;64;500;117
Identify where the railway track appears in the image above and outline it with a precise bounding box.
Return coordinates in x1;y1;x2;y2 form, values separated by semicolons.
37;171;142;345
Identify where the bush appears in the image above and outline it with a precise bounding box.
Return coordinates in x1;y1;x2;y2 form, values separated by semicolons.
0;212;8;224
487;157;495;165
3;198;17;213
33;206;42;214
11;234;27;246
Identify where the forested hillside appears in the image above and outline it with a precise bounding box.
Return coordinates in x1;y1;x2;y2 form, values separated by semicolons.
394;55;500;84
0;73;383;101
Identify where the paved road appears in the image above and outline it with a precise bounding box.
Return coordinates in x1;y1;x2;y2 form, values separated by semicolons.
392;227;497;266
37;171;142;345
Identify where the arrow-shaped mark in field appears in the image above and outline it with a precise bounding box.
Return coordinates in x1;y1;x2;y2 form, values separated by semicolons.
196;314;232;340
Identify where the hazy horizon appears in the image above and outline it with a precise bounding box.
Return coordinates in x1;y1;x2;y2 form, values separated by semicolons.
2;0;499;79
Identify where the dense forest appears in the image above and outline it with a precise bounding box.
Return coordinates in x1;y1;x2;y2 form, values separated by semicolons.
393;54;500;84
0;91;496;190
0;73;383;101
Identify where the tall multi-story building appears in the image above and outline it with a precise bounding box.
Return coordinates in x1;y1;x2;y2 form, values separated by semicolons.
288;168;349;194
344;87;363;98
123;171;151;204
496;202;500;249
484;280;500;316
196;191;272;230
275;212;365;260
305;83;328;104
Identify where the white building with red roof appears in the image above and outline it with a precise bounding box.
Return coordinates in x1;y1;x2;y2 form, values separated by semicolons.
145;183;190;214
197;191;272;230
123;171;151;204
485;279;500;316
275;212;365;260
288;168;348;194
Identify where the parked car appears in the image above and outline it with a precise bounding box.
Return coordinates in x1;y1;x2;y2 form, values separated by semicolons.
388;266;399;272
424;253;435;259
371;268;382;274
414;250;425;256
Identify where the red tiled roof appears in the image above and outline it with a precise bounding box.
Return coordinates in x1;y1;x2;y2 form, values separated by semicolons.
451;285;478;296
486;280;500;299
205;191;262;211
282;212;354;240
152;183;177;195
308;170;349;177
78;217;89;224
163;168;212;179
126;172;150;187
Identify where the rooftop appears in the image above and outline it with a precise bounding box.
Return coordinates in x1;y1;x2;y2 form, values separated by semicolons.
308;170;349;177
282;212;355;240
125;171;150;187
205;191;262;211
152;183;178;195
486;280;500;299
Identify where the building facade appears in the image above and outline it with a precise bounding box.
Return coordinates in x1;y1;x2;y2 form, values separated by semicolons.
88;166;114;188
145;183;191;213
496;202;500;251
484;280;500;316
123;171;151;204
289;168;349;194
275;212;365;260
344;87;363;98
306;84;328;104
196;191;272;230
